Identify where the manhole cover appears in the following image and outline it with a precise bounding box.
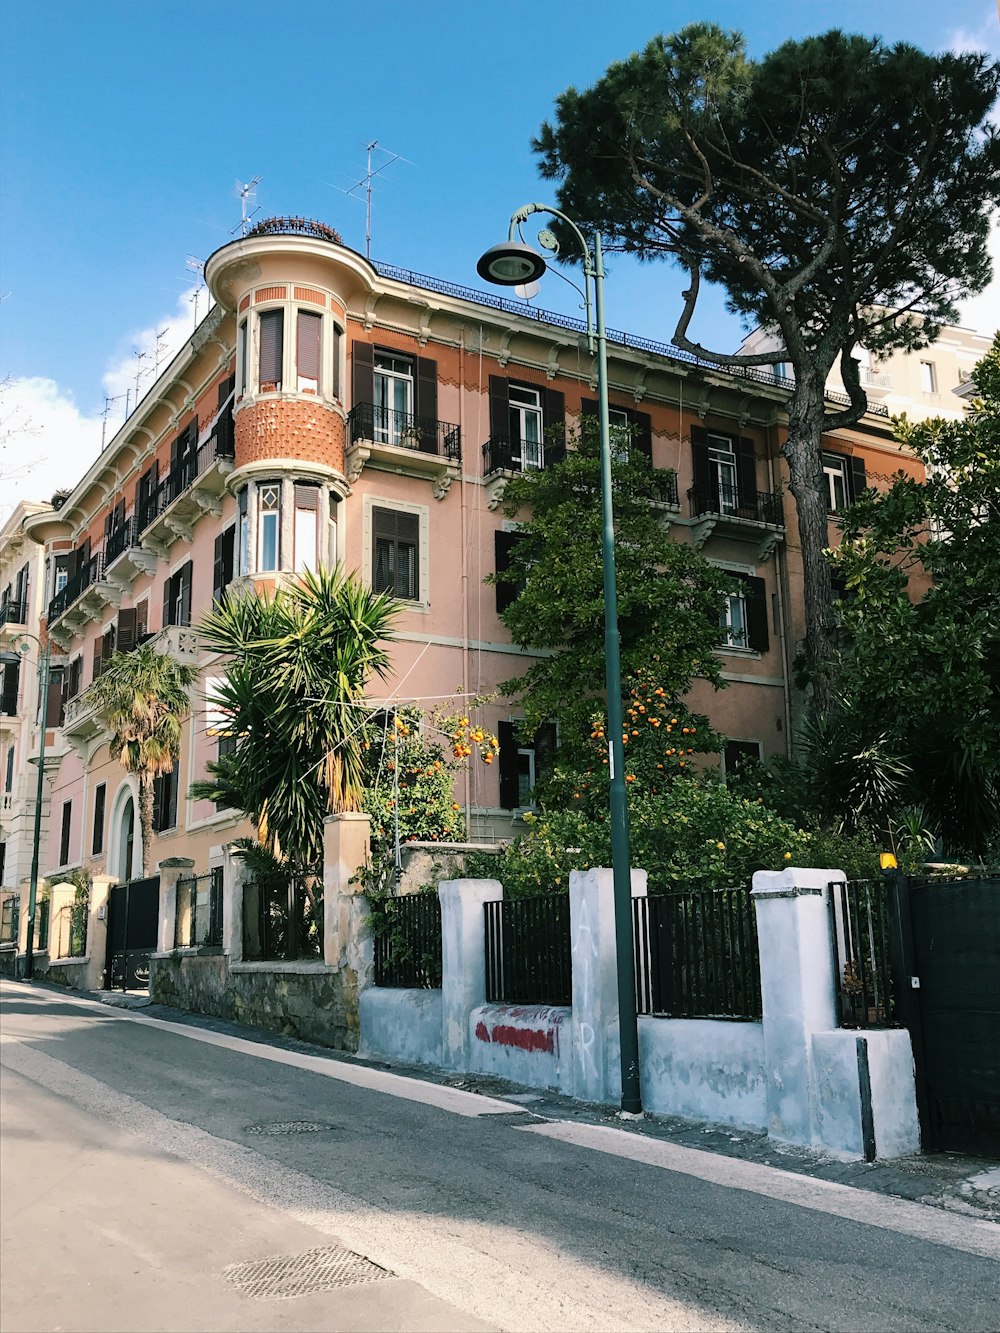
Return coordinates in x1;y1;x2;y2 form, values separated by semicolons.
245;1120;337;1136
224;1245;392;1299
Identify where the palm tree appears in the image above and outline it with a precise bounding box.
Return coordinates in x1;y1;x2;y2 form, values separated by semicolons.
88;644;199;877
190;566;397;869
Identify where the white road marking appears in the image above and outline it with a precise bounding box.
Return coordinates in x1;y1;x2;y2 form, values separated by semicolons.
0;981;512;1119
520;1120;1000;1261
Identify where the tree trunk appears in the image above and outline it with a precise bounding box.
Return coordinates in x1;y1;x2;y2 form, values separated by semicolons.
138;776;154;879
783;376;837;713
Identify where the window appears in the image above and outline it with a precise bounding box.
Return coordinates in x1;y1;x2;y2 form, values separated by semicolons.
691;426;756;516
92;783;106;855
724;740;762;786
708;433;739;513
60;800;72;866
607;406;632;461
373;507;419;599
258;484;280;572
718;573;769;653
494;529;528;613
508;384;544;470
0;661;17;717
135;599;149;643
4;745;14;793
53;554;70;596
153;760;179;832
92;625;116;682
258;309;284;392
294;484;319;573
213;527;235;605
919;360;937;394
497;721;556;810
65;656;83;701
373;353;414;444
237;320;247;396
823;453;849;512
163;561;193;628
297;311;322;393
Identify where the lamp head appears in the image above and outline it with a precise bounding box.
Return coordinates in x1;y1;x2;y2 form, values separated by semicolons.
476;241;547;287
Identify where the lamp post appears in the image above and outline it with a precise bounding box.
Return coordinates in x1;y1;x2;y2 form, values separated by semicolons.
1;634;52;981
477;205;642;1114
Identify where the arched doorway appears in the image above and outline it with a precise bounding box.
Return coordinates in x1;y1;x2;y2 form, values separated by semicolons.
107;781;140;882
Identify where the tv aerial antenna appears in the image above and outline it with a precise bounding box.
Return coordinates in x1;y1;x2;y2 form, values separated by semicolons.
186;256;206;327
101;393;128;449
334;141;410;259
231;175;263;237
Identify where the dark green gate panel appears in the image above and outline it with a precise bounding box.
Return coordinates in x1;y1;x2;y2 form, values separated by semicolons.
106;876;160;991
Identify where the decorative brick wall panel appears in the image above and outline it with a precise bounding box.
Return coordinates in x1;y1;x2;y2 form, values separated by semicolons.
234;398;346;472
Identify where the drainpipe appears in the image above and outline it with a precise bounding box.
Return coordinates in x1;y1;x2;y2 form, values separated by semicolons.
458;329;473;838
765;419;794;754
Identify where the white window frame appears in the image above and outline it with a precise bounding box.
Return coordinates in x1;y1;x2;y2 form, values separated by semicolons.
257;482;280;572
608;406;631;462
374;353;414;445
720;589;749;650
708;432;738;513
919;360;937;394
362;495;430;612
509;384;543;471
823;454;849;512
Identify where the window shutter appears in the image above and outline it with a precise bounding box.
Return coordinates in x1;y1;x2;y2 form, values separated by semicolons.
297;311;322;382
135;600;148;641
691;425;711;494
294;484;319;509
736;437;757;509
92;636;104;682
497;721;519;810
47;675;65;726
258;310;284;388
116;608;137;654
534;723;557;782
633;410;653;463
212;532;225;604
351;341;374;407
543;387;565;429
162;575;173;629
848;455;867;503
1;662;18;715
76;537;91;576
415;357;438;452
743;575;770;652
580;398;598;417
167;760;179;829
178;562;193;627
93;784;106;855
218;373;236;409
494;530;522;614
489;376;509;440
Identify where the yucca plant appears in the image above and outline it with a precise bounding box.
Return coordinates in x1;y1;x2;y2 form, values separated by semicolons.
190;566;398;869
88;644;198;876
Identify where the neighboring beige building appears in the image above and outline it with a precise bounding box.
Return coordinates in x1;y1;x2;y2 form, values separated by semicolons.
739;320;994;423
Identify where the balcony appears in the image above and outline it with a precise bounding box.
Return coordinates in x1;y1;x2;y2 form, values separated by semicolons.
137;410;235;556
480;435;564;510
347;403;461;499
103;513;158;590
688;482;786;561
46;551;119;641
0;600;26;629
649;469;680;510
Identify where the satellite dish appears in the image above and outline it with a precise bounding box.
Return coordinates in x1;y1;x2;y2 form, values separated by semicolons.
514;281;540;301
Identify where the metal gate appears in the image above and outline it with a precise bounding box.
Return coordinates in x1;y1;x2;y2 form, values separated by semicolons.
105;876;160;991
889;874;1000;1156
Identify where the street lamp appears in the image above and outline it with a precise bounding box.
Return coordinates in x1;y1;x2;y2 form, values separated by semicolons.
1;634;52;981
477;204;642;1115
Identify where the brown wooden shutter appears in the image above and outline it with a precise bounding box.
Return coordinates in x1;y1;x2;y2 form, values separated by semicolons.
543;387;565;429
497;720;519;809
691;425;711;497
415;357;438;452
163;575;173;628
494;530;522;614
178;562;193;626
116;608;137;654
742;575;770;652
258;310;284;388
92;636;104;682
213;527;235;605
297;311;322;382
737;437;757;509
351;341;374;407
489;376;509;439
135;600;148;641
218;373;236;408
76;537;91;576
580;398;598;417
93;783;106;855
46;677;63;727
0;662;18;716
848;455;867;502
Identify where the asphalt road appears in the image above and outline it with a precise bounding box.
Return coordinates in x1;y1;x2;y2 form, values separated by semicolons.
2;982;998;1333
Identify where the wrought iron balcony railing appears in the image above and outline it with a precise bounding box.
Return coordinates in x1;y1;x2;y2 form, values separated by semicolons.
47;551;104;624
0;599;27;628
348;403;461;461
688;482;784;527
482;435;565;475
105;514;139;566
137;419;236;534
649;469;680;507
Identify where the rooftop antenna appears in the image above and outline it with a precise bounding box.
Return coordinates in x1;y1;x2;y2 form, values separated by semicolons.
186;256;206;327
335;141;409;259
153;325;170;373
101;393;128;449
232;175;263;237
132;348;150;405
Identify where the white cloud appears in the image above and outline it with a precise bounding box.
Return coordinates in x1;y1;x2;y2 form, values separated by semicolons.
0;285;204;522
947;9;1000;57
957;217;1000;335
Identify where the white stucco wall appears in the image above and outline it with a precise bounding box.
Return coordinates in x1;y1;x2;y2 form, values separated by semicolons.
469;1003;572;1093
359;987;443;1067
638;1018;767;1129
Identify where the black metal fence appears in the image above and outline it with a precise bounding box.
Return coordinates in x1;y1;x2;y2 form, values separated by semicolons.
650;469;680;506
33;899;50;953
0;894;19;946
688;482;784;526
372;893;443;988
242;868;323;962
484;895;572;1006
207;866;224;946
829;879;895;1028
348;402;461;461
633;886;762;1020
138;427;236;533
53;901;88;959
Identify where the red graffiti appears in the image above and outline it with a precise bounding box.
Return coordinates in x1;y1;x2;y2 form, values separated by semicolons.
475;1022;555;1054
475;1022;490;1042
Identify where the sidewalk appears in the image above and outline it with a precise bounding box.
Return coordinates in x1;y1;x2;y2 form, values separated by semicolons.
29;978;1000;1225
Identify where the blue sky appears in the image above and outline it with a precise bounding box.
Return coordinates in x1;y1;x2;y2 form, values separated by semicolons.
2;0;998;514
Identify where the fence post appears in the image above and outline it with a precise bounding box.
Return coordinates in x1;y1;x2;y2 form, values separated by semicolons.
884;871;931;1144
222;843;248;963
85;874;116;989
751;867;842;1146
156;858;194;955
439;878;502;1072
570;867;647;1104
